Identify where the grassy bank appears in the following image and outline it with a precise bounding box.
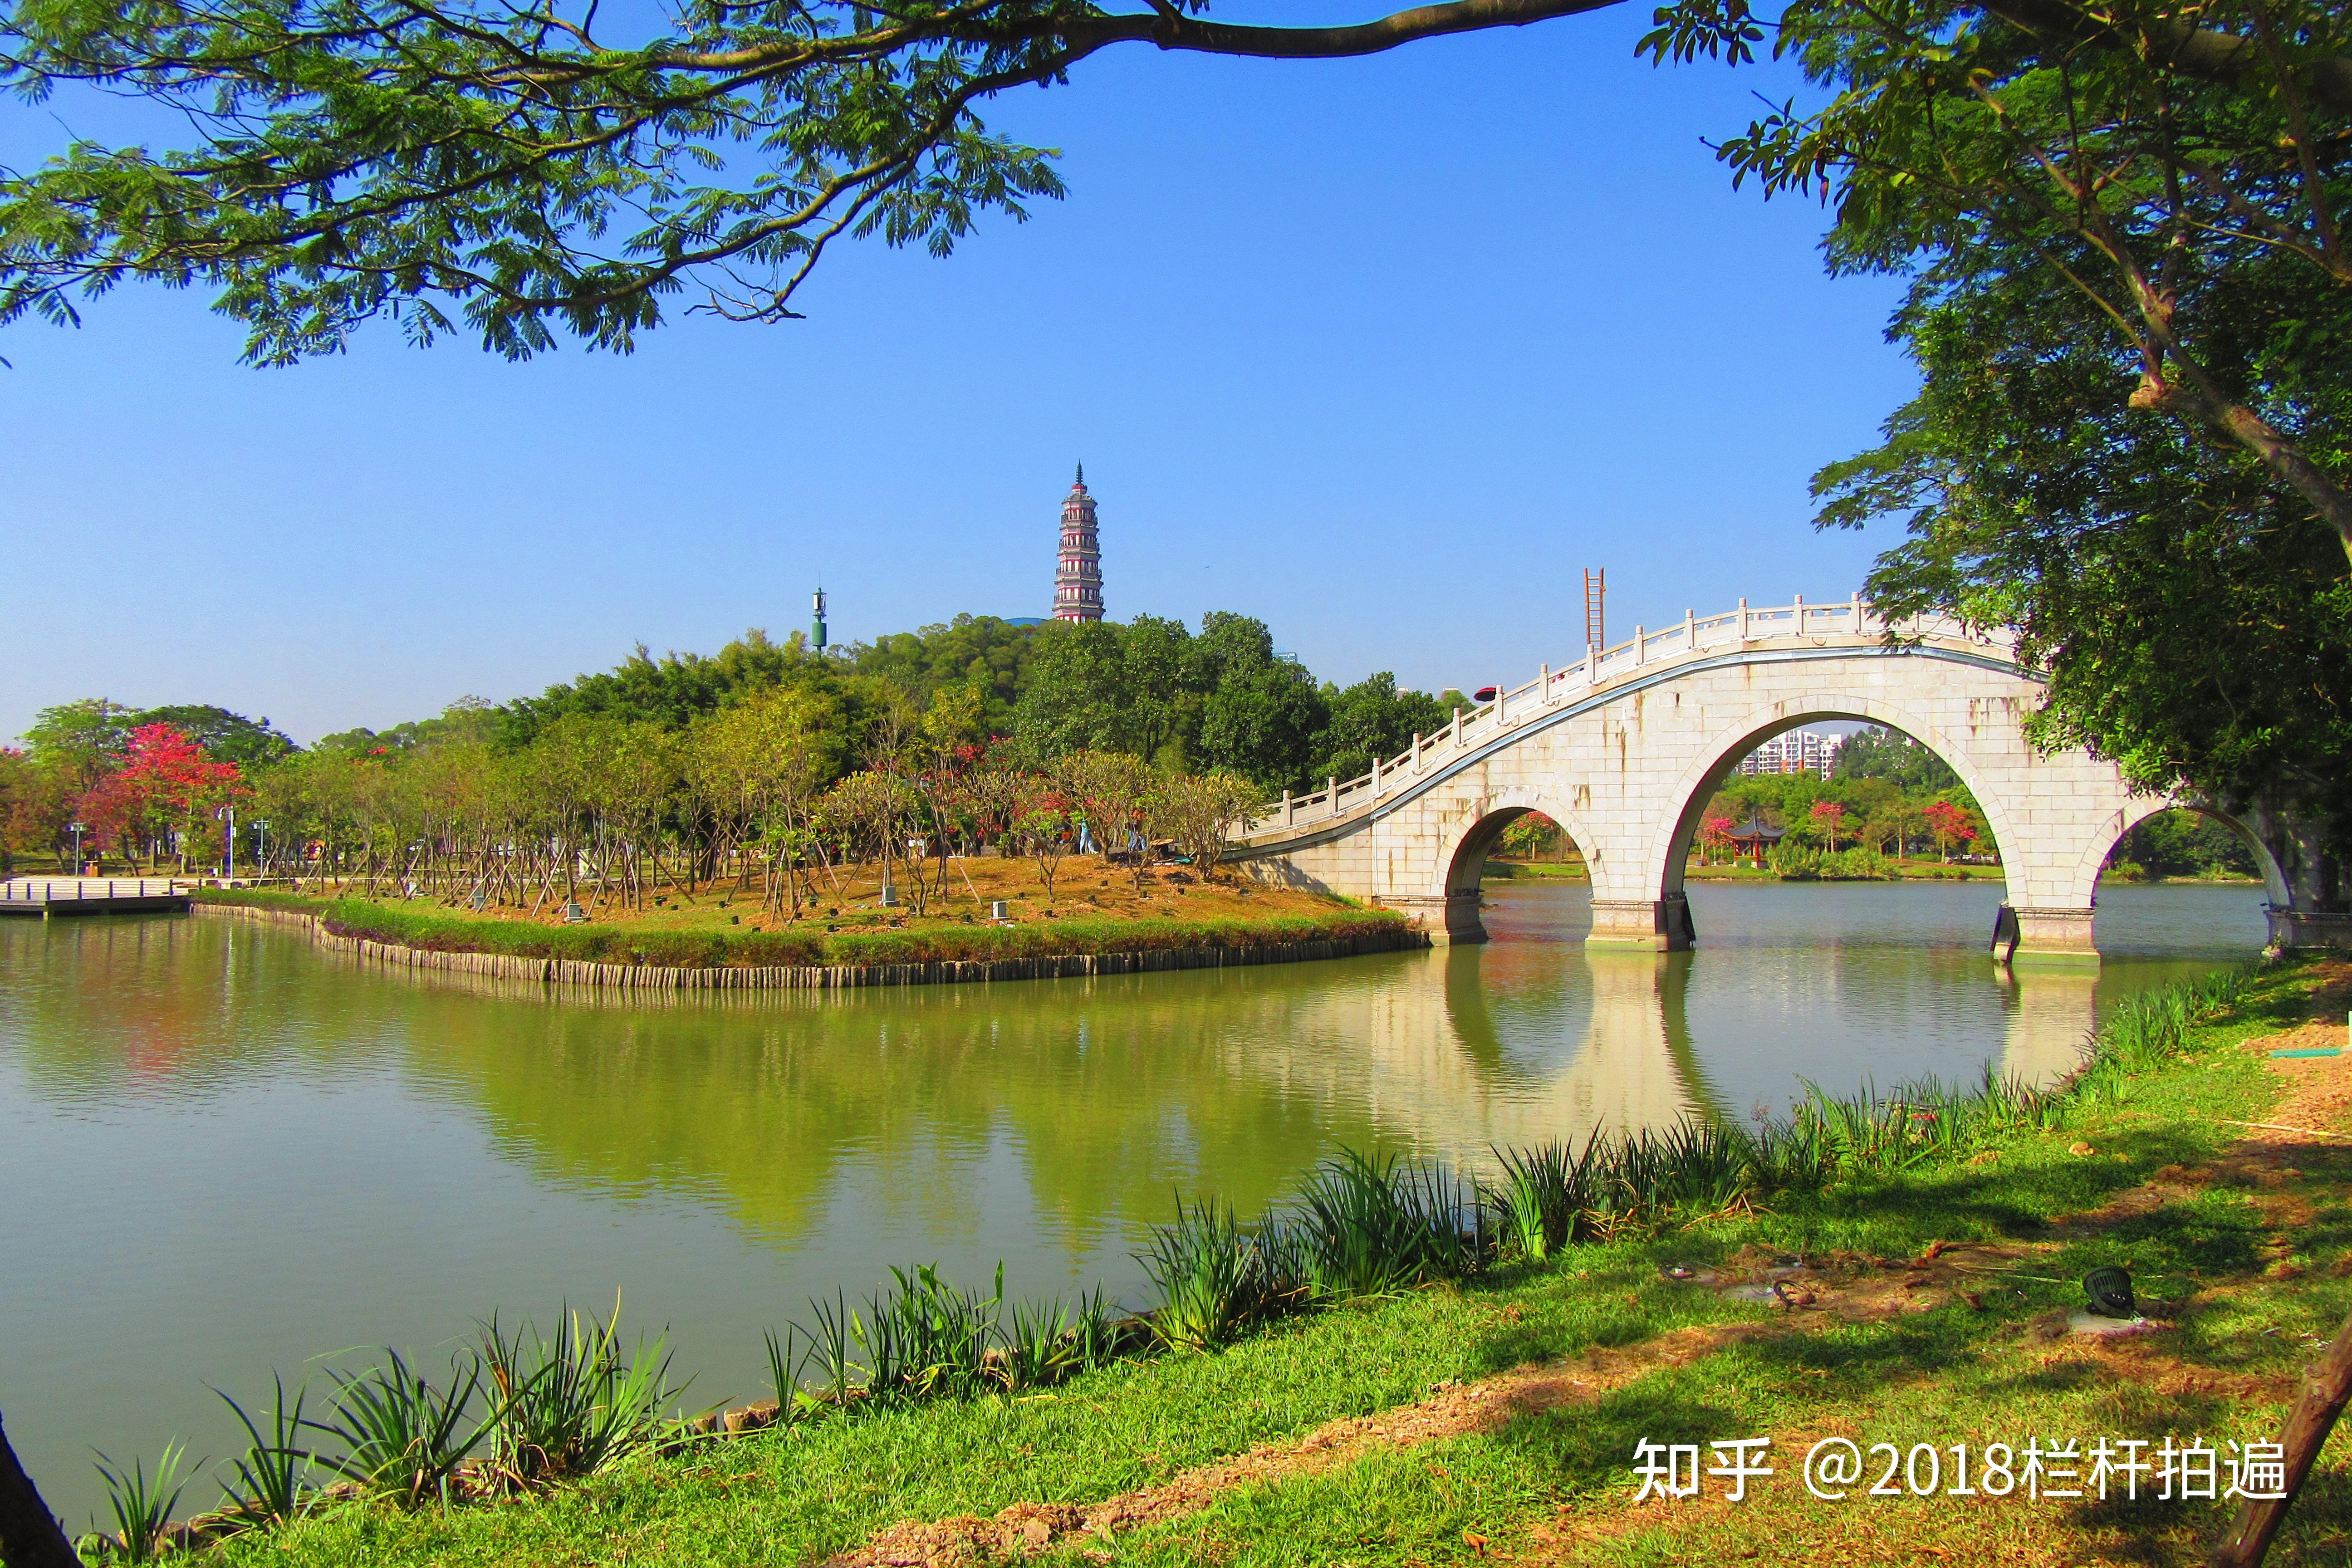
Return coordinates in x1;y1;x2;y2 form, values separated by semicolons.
192;886;1408;969
71;959;2352;1565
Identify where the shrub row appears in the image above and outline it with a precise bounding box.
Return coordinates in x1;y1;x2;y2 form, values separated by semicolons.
191;889;1406;969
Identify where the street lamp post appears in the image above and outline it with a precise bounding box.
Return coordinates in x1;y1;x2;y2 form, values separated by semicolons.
253;820;269;882
216;805;237;882
67;820;85;875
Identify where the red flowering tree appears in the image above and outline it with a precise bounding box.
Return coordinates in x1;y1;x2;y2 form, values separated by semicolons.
1699;814;1735;865
1498;810;1559;860
85;724;248;872
1921;800;1980;864
1809;800;1848;852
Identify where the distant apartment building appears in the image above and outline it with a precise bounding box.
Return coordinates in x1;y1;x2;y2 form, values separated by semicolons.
1736;728;1843;777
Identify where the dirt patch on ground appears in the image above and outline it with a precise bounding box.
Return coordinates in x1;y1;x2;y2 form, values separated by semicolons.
818;1259;2062;1568
821;1319;1791;1567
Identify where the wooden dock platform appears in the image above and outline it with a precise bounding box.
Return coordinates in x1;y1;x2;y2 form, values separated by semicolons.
0;877;192;916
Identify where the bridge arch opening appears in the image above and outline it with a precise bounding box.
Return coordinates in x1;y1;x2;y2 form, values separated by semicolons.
1628;711;2020;953
2087;802;2289;916
1430;793;1602;946
1658;716;2011;898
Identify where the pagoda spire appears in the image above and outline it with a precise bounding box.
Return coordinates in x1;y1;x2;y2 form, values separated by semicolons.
1054;466;1103;623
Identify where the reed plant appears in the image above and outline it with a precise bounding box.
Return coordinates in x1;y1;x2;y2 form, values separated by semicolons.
855;1263;1002;1404
1292;1149;1483;1300
1137;1197;1290;1350
999;1288;1117;1392
477;1304;685;1488
1486;1137;1603;1262
763;1327;814;1424
794;1292;863;1406
317;1347;489;1509
90;1439;190;1562
766;1270;1124;1411
212;1374;313;1529
1601;1120;1754;1220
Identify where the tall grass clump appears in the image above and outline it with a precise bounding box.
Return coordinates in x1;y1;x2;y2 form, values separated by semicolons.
1136;1197;1298;1350
478;1303;686;1489
766;1266;1128;1406
1291;1149;1484;1299
1487;1138;1603;1261
1000;1287;1119;1392
1602;1120;1755;1219
212;1374;313;1529
318;1347;489;1509
854;1264;1003;1403
89;1440;191;1562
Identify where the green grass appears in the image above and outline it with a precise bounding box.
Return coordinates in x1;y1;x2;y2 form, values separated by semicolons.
191;887;1407;969
183;1252;1732;1567
100;960;2352;1566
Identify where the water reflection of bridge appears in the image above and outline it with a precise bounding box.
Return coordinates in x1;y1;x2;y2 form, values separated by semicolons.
20;916;2105;1251
1242;947;2100;1160
245;920;2108;1190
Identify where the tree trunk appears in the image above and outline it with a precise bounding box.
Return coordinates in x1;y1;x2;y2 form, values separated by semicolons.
2210;1300;2352;1565
0;1410;81;1568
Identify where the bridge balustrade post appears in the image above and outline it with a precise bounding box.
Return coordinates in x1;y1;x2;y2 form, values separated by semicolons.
1326;778;1338;820
1282;789;1293;828
1633;626;1646;668
1738;598;1749;641
1586;644;1598;682
1793;593;1806;636
1540;663;1549;702
1371;754;1381;797
1451;709;1462;749
1683;608;1694;652
1411;733;1421;769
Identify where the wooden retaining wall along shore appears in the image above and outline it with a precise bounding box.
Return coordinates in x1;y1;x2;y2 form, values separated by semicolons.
191;902;1429;992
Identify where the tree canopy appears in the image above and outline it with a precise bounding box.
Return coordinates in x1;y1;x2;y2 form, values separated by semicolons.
0;0;1607;362
7;608;1466;872
1650;0;2352;568
1640;0;2352;853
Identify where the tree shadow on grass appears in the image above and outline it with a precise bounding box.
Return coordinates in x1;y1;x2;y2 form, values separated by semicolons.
1485;1382;1745;1496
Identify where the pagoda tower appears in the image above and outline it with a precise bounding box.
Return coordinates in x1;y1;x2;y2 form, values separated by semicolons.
1053;464;1103;622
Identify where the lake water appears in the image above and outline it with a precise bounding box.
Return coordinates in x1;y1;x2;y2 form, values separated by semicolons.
0;881;2267;1527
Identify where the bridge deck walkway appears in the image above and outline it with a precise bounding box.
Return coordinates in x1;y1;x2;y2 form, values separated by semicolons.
1235;598;2000;855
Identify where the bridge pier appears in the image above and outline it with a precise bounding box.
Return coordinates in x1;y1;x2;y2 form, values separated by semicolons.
1990;905;2100;965
2269;909;2352;951
1378;892;1488;946
1587;896;1695;953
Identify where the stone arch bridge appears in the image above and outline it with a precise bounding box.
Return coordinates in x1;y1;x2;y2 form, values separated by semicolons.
1231;594;2345;960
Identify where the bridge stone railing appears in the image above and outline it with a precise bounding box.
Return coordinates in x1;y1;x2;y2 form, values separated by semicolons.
1241;594;2008;841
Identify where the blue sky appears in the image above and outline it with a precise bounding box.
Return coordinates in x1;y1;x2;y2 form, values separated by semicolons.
0;5;1916;745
